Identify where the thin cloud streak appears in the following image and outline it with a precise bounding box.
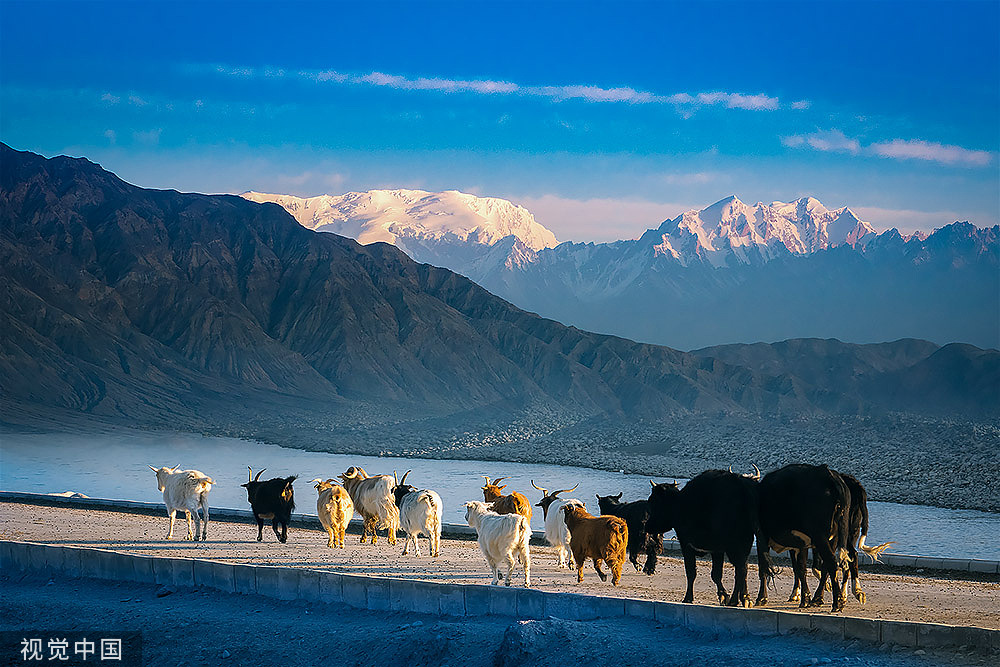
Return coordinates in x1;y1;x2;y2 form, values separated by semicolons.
206;64;787;111
784;129;993;167
869;139;993;167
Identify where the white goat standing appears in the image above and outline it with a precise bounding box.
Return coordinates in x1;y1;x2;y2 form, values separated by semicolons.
531;481;584;569
311;478;355;548
149;465;215;541
392;470;443;557
338;466;400;545
464;501;531;587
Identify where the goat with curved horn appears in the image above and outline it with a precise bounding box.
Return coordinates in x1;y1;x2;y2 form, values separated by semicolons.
530;480;548;494
552;484;579;497
254;468;266;482
399;470;412;487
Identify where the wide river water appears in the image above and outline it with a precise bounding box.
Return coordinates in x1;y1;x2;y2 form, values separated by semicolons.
1;430;997;560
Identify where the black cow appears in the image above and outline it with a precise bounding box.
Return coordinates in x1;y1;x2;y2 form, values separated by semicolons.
645;470;774;607
595;492;662;575
241;467;296;543
792;471;893;607
757;463;852;612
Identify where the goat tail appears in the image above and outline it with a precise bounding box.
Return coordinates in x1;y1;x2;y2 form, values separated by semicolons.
858;534;895;563
378;494;400;535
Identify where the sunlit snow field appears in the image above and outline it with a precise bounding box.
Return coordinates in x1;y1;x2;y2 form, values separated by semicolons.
1;430;997;560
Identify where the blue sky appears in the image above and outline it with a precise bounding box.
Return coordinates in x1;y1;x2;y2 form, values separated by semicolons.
2;1;997;241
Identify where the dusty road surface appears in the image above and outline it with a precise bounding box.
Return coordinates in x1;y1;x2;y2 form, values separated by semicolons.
5;572;991;667
1;501;997;632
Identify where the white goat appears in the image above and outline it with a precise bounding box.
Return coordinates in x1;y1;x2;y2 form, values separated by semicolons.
149;465;215;541
392;470;443;557
338;466;399;545
463;501;531;587
531;481;584;569
311;478;355;548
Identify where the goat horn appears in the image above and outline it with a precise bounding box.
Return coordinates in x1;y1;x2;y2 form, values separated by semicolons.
530;480;548;494
171;464;180;471
481;476;491;485
751;463;761;480
254;468;266;481
400;470;411;486
492;476;509;485
394;470;398;486
248;466;253;482
149;465;158;472
553;483;579;497
650;479;656;488
728;465;734;473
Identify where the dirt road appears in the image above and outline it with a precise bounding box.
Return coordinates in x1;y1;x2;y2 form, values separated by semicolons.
1;501;997;630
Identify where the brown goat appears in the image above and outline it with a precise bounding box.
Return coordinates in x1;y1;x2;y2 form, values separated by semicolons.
561;505;629;586
482;476;532;522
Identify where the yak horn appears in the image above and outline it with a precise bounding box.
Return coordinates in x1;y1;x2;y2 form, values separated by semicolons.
400;470;412;486
253;468;266;482
530;480;548;494
553;483;579;497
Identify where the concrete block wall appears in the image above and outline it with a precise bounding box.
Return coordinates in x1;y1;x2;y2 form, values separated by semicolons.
1;540;996;654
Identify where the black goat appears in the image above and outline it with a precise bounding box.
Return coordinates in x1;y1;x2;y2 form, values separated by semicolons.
241;467;296;543
595;492;662;575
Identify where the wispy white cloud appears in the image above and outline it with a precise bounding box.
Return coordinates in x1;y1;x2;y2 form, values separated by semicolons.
103;129;116;144
783;129;993;167
201;63;789;112
666;92;779;111
100;92;120;104
868;139;992;167
791;100;811;110
782;129;861;154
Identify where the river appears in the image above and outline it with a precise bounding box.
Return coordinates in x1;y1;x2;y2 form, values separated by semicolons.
1;430;997;560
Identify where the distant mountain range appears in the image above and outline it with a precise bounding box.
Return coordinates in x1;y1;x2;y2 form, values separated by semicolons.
2;145;996;430
247;191;998;351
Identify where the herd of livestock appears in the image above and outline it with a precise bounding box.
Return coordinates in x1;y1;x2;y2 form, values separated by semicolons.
148;462;893;613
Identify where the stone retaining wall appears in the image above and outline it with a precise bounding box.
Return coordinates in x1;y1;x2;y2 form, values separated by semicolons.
1;540;996;653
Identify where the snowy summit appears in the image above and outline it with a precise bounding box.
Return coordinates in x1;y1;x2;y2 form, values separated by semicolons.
241;189;558;252
652;195;877;266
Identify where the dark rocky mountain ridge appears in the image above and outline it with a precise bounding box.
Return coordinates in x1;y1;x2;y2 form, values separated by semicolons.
1;144;996;434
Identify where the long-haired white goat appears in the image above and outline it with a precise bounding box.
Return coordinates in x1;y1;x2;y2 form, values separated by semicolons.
149;465;215;541
530;481;583;569
311;478;355;548
338;466;399;545
464;501;531;587
392;470;443;557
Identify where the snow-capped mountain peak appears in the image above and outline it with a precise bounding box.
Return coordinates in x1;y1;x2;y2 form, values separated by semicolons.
655;196;876;265
241;189;558;251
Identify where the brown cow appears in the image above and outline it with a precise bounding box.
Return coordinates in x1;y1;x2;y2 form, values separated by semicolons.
482;476;532;522
561;505;629;586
